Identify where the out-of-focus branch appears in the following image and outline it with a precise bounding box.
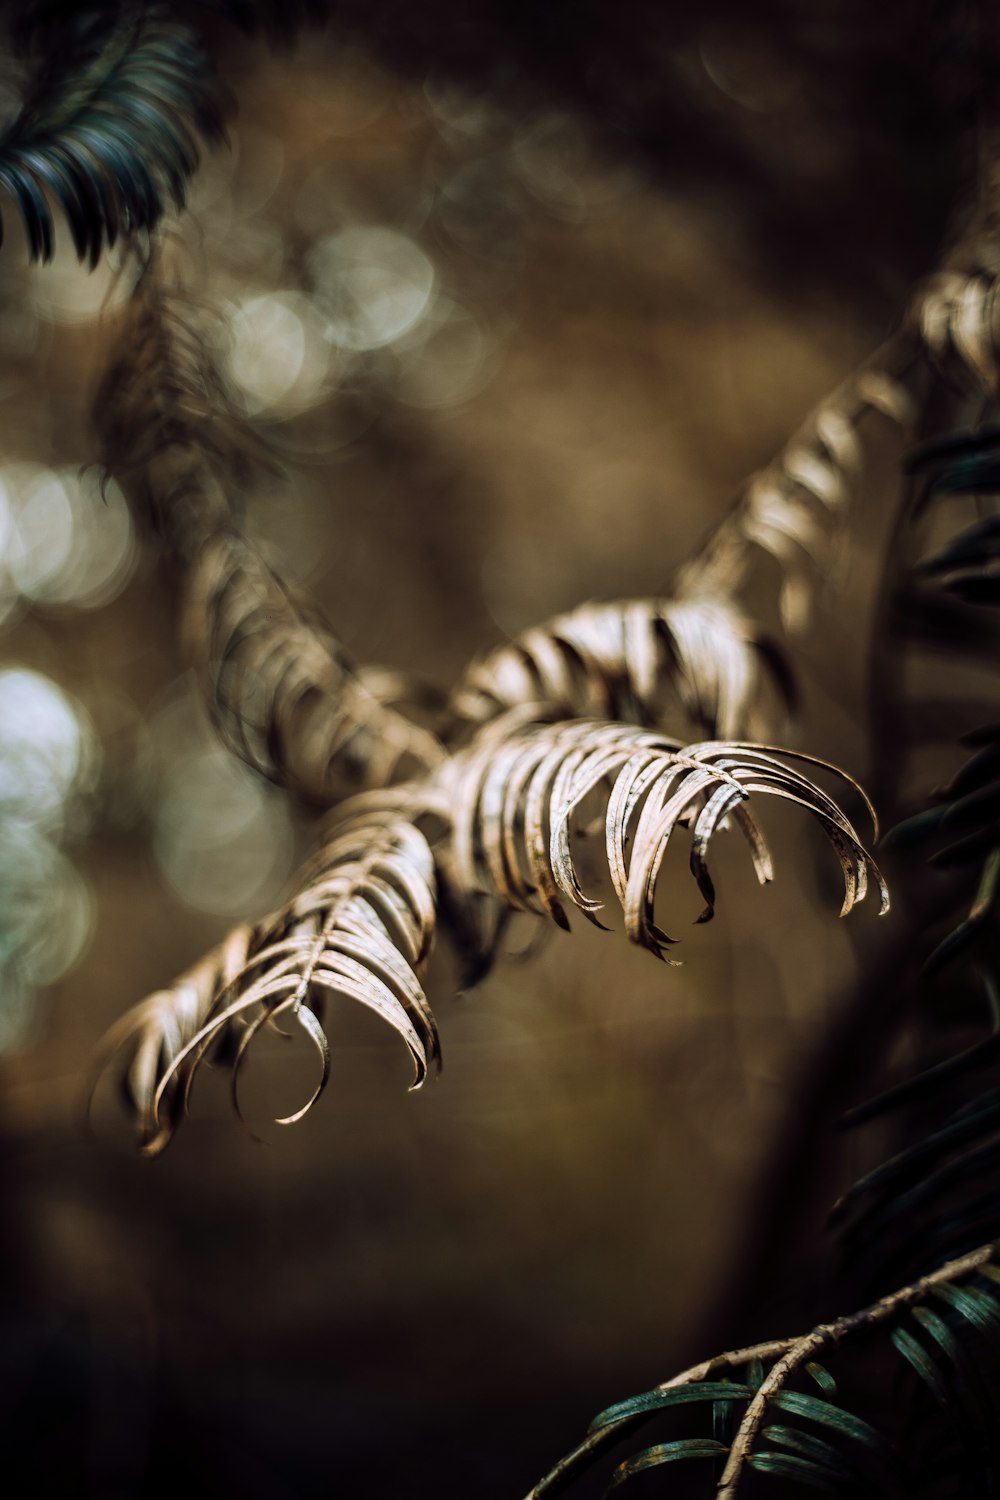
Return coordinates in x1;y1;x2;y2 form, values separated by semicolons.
525;1240;998;1500
677;152;1000;631
95;258;445;805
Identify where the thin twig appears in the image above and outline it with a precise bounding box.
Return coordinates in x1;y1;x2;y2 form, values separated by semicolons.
675;332;920;626
524;1241;996;1500
715;1240;996;1498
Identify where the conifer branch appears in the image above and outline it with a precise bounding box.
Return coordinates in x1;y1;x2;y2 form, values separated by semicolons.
0;6;228;264
678;153;1000;632
450;595;793;742
96;261;446;804
526;1242;998;1499
93;797;440;1154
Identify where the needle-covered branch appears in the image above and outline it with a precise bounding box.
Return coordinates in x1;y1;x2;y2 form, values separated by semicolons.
93;799;440;1154
677;158;1000;633
437;716;886;961
450;595;793;742
1;6;229;264
526;1242;1000;1499
96;264;446;804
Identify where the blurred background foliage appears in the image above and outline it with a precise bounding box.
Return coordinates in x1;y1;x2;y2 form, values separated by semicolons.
0;2;978;1494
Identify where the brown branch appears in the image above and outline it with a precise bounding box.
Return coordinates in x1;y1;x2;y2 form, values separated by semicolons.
524;1241;997;1500
96;255;445;805
449;595;793;742
92;795;441;1153
677;148;1000;630
185;529;444;803
715;1240;997;1497
675;332;920;629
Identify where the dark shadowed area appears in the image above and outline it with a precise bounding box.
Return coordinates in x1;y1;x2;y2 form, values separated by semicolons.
0;3;979;1496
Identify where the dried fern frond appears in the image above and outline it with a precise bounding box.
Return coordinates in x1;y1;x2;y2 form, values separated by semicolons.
450;596;792;741
91;923;251;1155
910;154;1000;397
676;338;917;631
438;716;887;961
915;268;1000;395
526;1242;999;1500
1;7;228;265
186;530;445;802
98;265;445;802
94;802;440;1154
675;176;1000;633
95;265;259;547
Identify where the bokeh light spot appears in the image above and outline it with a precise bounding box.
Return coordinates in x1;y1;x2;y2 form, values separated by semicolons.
0;668;93;832
0;671;96;1048
30;239;129;325
223;291;331;415
394;300;498;409
308;227;436;351
154;743;295;918
0;464;135;609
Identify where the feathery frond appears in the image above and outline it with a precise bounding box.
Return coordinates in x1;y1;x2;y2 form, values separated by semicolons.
44;17;1000;1500
0;7;228;265
450;596;793;741
772;155;1000;1490
675;193;1000;638
94;801;440;1153
526;1244;999;1499
914;269;1000;398
676;341;916;631
185;529;446;802
438;716;886;960
97;263;446;803
909;426;1000;606
835;425;1000;1289
95;264;251;546
97;259;288;517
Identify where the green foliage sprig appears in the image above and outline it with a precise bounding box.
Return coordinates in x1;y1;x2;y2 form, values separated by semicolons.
0;4;228;263
527;1245;1000;1498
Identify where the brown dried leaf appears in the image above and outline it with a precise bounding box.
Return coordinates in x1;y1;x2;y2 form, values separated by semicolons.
93;803;440;1154
676;339;916;631
439;717;887;962
186;530;444;803
94;264;255;553
914;268;1000;396
451;595;790;740
99;262;445;806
